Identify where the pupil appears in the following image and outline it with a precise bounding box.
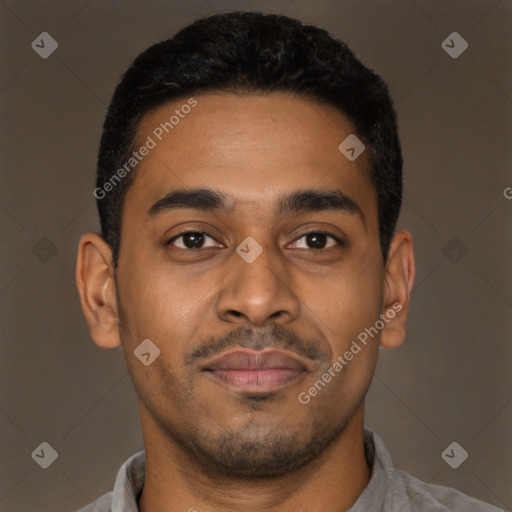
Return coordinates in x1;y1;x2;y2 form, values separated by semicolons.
184;232;204;249
307;233;326;249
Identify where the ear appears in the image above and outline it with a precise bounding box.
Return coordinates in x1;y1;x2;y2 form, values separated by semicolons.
379;230;415;350
75;232;121;349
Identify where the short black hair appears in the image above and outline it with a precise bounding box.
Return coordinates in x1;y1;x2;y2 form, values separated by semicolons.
95;11;402;268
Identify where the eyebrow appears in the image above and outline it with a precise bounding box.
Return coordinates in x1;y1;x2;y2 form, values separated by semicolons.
145;187;366;226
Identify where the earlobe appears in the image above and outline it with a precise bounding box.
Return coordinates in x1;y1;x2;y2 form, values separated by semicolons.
379;230;416;350
75;232;121;349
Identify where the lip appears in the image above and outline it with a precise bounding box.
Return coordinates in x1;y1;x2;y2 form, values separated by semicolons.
201;349;308;393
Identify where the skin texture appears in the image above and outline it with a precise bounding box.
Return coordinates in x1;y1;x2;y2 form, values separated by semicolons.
76;92;415;512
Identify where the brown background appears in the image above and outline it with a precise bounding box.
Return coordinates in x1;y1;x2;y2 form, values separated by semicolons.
1;1;511;511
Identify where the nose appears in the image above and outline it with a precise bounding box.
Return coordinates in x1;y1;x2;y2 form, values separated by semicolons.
216;242;301;328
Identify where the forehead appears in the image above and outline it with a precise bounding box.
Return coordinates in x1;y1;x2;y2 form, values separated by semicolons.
123;92;376;225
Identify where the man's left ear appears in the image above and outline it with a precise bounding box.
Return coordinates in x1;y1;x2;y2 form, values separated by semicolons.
380;230;416;349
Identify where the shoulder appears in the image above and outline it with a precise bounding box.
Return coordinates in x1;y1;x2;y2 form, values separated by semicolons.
362;427;505;512
390;469;506;512
72;491;113;512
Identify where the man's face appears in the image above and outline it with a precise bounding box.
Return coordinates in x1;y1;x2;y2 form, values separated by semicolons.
115;92;385;477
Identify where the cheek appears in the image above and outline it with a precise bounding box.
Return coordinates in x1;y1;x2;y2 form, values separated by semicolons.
117;260;191;334
306;253;383;345
117;264;220;378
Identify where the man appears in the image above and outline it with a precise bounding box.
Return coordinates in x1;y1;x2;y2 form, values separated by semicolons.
75;11;504;512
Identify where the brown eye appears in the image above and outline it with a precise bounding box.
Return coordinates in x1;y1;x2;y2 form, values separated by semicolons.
167;231;219;249
290;231;341;250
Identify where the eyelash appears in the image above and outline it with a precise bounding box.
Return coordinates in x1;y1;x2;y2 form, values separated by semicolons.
166;229;344;250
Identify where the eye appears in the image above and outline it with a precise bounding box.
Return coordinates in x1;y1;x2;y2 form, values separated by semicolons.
289;231;341;250
167;230;220;249
166;229;343;251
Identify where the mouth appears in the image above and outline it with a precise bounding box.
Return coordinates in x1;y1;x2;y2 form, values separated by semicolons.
201;349;308;393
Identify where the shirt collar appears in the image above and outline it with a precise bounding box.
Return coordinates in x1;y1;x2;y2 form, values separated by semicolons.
347;426;392;511
110;449;145;511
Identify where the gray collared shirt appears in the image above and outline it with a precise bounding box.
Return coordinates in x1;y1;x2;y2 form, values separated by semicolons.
75;427;506;512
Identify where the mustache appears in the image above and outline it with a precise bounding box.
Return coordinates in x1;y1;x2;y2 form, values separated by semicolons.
184;324;328;367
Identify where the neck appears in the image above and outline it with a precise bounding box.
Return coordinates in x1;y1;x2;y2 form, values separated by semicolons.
139;406;371;512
